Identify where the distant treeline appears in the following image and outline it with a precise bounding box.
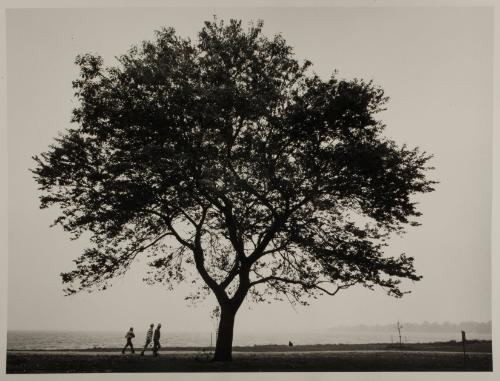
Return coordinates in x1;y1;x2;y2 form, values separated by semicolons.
331;321;491;333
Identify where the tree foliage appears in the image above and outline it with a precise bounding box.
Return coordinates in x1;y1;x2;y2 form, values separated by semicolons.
33;18;435;312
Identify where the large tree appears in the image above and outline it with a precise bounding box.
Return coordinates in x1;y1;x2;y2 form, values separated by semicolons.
32;19;435;361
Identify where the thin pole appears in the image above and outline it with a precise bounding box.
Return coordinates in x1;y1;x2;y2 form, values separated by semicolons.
461;330;466;368
397;321;403;348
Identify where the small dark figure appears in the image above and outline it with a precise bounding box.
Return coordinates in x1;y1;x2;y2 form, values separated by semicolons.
152;323;162;356
122;327;135;354
140;324;154;355
288;341;294;347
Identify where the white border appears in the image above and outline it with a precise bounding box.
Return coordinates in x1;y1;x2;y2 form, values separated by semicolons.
0;1;497;381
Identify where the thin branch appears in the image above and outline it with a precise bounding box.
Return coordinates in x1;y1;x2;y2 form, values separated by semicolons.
144;208;195;250
249;275;354;296
135;232;171;255
177;208;198;227
226;160;278;216
262;238;292;255
165;219;195;250
247;214;287;263
197;185;246;260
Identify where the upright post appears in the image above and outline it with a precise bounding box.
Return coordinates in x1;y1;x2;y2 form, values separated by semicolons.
397;321;403;348
461;330;466;368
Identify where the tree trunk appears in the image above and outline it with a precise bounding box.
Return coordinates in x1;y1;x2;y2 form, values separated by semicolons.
213;305;237;361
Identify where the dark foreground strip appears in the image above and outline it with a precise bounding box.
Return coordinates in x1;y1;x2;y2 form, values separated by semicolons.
6;351;493;373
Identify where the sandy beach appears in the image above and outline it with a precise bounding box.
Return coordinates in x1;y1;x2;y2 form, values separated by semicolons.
6;341;493;373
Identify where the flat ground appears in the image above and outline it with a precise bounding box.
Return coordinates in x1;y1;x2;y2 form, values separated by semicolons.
6;341;493;373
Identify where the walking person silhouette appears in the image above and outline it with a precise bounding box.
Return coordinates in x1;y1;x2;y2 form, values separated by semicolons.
122;327;135;354
152;323;162;356
141;324;154;355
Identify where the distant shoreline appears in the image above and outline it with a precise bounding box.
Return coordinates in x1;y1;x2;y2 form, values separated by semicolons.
8;329;491;351
7;340;493;353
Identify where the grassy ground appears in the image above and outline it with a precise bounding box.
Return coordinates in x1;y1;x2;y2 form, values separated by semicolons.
6;341;493;373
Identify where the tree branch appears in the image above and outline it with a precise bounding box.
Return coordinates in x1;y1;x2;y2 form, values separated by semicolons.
191;206;229;303
226;160;278;217
197;184;246;261
261;238;292;255
145;208;195;250
249;276;356;296
219;260;241;290
165;219;195;250
247;214;287;264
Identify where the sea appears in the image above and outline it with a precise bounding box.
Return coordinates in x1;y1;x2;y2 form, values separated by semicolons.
7;330;492;350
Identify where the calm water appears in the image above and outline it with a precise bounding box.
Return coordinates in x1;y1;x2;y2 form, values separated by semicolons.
7;330;492;350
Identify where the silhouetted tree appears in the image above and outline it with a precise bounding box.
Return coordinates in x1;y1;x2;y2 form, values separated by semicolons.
32;19;435;361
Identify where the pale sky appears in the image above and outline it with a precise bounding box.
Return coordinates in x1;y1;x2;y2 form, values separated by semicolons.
6;6;493;333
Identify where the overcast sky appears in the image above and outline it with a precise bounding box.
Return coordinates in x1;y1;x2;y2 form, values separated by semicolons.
7;6;492;333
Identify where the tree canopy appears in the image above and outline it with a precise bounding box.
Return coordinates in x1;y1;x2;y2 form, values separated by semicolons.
32;19;435;360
